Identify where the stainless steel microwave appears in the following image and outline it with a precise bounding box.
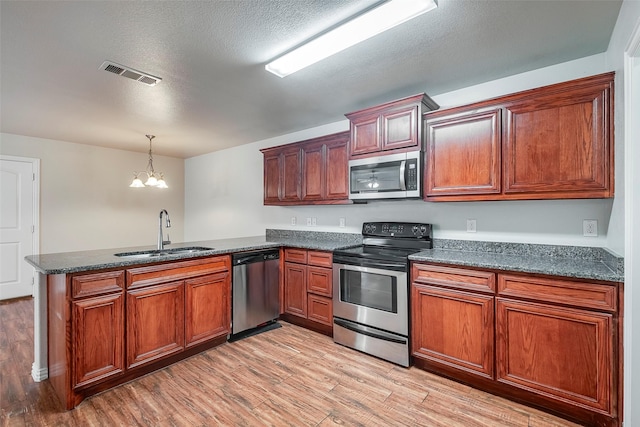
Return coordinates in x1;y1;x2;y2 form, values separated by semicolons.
348;151;421;200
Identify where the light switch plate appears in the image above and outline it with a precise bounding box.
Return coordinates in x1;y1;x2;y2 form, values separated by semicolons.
466;219;477;233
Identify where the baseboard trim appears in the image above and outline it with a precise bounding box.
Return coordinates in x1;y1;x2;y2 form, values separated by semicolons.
32;363;48;382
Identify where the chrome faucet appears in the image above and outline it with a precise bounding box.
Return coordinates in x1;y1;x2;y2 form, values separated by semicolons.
158;209;171;250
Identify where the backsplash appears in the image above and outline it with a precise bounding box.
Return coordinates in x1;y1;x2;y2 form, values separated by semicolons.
267;228;624;276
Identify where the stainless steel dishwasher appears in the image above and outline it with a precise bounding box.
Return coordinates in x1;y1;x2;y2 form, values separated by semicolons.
231;249;280;340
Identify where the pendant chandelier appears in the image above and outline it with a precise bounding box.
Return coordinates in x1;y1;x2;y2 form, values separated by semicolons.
129;134;168;188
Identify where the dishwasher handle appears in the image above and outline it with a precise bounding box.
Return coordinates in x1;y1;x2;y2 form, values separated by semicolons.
232;250;280;266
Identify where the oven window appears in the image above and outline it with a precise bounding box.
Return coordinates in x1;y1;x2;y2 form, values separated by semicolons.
340;270;397;313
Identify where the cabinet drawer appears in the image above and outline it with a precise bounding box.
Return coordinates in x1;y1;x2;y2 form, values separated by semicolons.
307;266;332;297
284;248;308;264
307;251;333;268
72;270;125;299
497;274;617;312
412;263;495;294
307;294;333;326
126;256;230;290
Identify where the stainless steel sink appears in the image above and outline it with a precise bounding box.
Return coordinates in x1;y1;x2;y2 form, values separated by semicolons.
114;246;213;258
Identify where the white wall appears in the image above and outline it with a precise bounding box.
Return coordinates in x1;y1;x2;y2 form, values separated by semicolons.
185;54;616;249
0;133;185;253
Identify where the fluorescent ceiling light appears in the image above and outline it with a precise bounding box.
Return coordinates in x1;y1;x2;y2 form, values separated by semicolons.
265;0;438;78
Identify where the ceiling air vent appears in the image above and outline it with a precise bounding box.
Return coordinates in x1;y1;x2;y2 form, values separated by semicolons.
99;61;162;86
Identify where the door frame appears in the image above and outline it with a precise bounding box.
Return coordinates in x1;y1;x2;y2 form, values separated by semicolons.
0;154;43;380
623;16;640;427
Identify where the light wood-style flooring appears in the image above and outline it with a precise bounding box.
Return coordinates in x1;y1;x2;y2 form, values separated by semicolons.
1;298;581;426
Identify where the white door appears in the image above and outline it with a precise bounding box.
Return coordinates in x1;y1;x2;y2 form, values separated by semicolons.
0;158;36;300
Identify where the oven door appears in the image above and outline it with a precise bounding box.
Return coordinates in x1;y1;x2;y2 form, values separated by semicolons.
332;262;408;336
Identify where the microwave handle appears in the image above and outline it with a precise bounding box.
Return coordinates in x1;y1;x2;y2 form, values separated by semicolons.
399;160;407;191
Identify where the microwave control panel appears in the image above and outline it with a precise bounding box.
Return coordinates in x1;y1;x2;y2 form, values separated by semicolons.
406;159;418;191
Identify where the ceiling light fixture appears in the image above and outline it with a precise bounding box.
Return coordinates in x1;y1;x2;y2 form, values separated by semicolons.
129;135;168;189
265;0;438;78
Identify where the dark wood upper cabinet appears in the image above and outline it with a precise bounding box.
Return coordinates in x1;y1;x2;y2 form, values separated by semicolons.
324;135;350;200
424;72;614;201
346;93;439;158
261;131;350;205
263;152;281;204
281;147;302;202
426;108;502;196
301;141;325;201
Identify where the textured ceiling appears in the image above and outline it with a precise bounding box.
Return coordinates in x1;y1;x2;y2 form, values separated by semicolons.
0;0;622;159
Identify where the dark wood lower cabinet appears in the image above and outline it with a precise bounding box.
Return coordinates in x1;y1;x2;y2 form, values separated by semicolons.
496;298;614;415
411;261;622;427
48;256;231;410
411;283;494;380
283;262;307;318
72;292;124;389
185;272;230;347
282;248;334;334
126;281;185;369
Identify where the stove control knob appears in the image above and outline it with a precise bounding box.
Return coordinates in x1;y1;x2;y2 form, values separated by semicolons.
420;225;428;235
412;225;419;235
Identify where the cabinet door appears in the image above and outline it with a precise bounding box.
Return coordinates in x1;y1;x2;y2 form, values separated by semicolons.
382;105;419;151
127;281;185;369
282;148;302;202
185;272;230;348
301;142;324;201
496;298;614;414
503;77;613;197
324;136;349;200
425;109;501;197
412;283;494;379
72;293;124;388
350;113;381;156
263;151;281;204
307;294;333;326
307;266;332;297
284;262;307;318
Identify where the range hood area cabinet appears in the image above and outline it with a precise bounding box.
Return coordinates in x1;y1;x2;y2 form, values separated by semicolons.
261;131;350;206
423;72;615;201
345;93;439;158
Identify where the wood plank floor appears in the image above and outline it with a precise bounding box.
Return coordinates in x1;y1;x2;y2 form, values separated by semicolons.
1;298;582;426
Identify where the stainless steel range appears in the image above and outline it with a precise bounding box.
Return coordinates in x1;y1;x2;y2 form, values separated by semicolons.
332;222;432;367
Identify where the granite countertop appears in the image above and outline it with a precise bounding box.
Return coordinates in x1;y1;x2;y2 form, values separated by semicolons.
25;232;362;275
410;245;624;283
25;229;624;283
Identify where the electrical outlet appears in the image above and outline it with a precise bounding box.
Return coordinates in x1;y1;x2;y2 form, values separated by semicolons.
339;217;346;228
291;217;296;226
466;219;477;233
311;217;317;226
583;219;598;237
306;217;312;226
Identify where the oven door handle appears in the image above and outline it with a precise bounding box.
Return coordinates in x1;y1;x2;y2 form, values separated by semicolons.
334;260;407;272
334;318;407;344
